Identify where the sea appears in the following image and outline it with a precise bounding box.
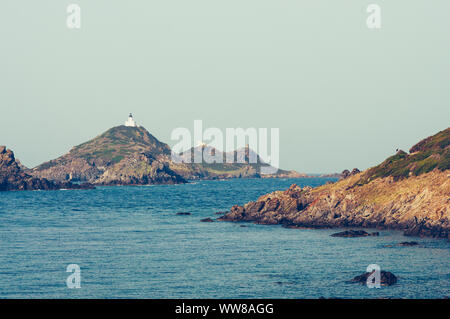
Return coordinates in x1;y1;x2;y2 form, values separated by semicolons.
0;178;448;298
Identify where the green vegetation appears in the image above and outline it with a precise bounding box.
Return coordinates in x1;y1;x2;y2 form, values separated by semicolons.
68;126;171;164
358;128;449;184
111;155;125;163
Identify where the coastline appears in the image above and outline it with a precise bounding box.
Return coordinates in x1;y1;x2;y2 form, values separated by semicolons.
217;171;449;239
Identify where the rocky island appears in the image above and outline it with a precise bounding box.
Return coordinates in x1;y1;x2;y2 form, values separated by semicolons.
218;128;450;239
170;144;305;180
29;116;304;185
30;125;186;186
0;146;93;191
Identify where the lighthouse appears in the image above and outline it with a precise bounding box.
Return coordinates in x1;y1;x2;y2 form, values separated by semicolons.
125;113;138;127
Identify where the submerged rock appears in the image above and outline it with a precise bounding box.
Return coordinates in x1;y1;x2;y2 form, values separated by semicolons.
176;212;191;216
331;230;371;238
398;241;419;246
200;218;214;222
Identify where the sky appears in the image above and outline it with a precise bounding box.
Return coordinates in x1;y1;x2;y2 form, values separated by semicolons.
1;1;449;173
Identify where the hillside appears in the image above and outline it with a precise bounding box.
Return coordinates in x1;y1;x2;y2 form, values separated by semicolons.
70;125;171;164
218;128;450;238
31;126;185;185
358;127;449;184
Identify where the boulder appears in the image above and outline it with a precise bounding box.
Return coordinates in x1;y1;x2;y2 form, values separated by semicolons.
351;270;398;286
340;169;351;179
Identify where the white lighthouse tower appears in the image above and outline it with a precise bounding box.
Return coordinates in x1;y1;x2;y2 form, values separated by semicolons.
125;113;138;127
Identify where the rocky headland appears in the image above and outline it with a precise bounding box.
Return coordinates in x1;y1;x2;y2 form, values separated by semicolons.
0;146;93;191
218;128;450;239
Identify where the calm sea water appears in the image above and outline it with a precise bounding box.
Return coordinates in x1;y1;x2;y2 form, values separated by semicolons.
0;178;448;299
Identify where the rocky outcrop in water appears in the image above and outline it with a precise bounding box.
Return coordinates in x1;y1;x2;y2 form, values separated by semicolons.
30;125;303;185
351;270;398;286
170;144;305;180
0;146;93;191
218;128;450;239
218;172;449;239
30;126;186;186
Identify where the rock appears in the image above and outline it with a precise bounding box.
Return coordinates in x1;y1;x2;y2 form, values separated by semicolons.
172;144;306;179
398;241;419;246
95;152;186;186
200;218;214;222
351;270;398;286
0;146;94;192
340;169;351;179
340;168;361;180
331;230;370;238
176;212;191;216
218;128;450;239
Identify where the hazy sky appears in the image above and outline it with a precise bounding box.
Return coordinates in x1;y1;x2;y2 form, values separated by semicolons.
1;1;449;173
